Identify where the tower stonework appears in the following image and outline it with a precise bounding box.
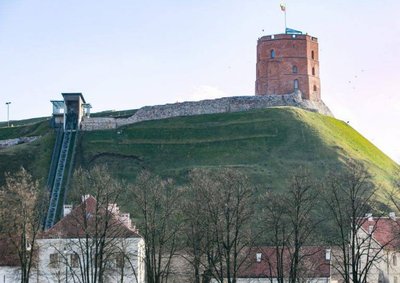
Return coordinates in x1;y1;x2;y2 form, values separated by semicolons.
255;34;321;101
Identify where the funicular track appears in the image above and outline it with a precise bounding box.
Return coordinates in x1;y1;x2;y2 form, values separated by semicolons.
44;129;77;229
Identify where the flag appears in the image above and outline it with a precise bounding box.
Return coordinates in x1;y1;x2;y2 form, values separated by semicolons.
280;4;286;12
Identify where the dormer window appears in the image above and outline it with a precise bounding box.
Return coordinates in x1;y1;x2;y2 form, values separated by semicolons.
256;253;262;262
270;49;275;59
292;66;298;73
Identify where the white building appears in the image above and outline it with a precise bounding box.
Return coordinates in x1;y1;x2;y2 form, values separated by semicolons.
355;214;400;283
37;195;145;283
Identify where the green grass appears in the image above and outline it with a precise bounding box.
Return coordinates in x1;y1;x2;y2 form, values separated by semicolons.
0;107;398;210
0;132;55;187
0;120;51;140
0;117;50;129
0;120;55;187
76;107;399;197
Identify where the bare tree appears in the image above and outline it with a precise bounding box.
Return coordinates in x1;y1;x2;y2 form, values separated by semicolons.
181;170;210;283
286;171;320;283
262;192;290;283
261;170;320;283
0;167;46;283
182;168;255;283
130;171;182;283
324;161;387;283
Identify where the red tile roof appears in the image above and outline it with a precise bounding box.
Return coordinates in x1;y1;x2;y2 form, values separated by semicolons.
40;196;140;239
238;246;331;279
360;217;400;249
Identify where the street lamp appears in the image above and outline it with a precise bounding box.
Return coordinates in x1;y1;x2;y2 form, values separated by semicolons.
5;102;11;127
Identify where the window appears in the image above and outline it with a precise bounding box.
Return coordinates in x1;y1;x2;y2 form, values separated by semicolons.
313;85;317;91
292;66;298;73
312;67;315;76
395;276;398;283
311;50;315;59
294;79;299;90
49;253;60;268
116;253;125;269
393;254;398;266
270;49;275;59
70;254;79;268
256;253;262;263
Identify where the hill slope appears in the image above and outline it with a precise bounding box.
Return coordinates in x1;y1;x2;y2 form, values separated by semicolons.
0;107;398;203
75;107;398;199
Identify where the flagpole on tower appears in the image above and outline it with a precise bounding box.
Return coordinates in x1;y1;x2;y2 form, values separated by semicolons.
280;3;287;33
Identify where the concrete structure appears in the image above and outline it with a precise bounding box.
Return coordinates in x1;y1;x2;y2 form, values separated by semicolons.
51;93;91;130
256;33;321;101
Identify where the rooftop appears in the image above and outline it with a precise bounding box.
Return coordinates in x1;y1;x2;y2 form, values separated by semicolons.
238;246;330;278
360;216;400;250
40;195;140;239
258;33;318;43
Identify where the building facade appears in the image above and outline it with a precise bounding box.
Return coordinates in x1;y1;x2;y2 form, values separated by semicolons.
37;195;145;283
255;33;321;101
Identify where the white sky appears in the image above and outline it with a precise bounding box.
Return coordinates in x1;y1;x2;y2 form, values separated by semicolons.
0;0;399;163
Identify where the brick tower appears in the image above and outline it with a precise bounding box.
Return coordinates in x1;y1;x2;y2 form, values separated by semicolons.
255;33;321;101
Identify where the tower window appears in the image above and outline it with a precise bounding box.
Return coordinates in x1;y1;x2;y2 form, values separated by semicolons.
313;85;317;91
312;67;315;76
292;66;298;73
311;50;315;59
270;49;275;59
294;79;299;90
393;254;398;266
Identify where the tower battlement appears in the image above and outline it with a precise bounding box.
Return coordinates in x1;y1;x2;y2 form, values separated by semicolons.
258;34;318;42
255;33;321;101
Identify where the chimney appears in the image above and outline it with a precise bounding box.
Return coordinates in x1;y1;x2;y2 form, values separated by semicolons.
256;252;262;263
325;249;331;261
81;195;90;203
108;203;120;215
63;204;73;217
389;212;396;220
119;213;132;228
368;225;374;234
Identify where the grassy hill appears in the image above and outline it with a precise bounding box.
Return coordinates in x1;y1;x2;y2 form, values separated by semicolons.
0;107;398;205
0;119;54;185
75;107;398;199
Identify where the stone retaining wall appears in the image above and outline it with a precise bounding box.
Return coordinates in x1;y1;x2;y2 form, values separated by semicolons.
0;136;39;148
81;93;332;131
80;117;117;131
